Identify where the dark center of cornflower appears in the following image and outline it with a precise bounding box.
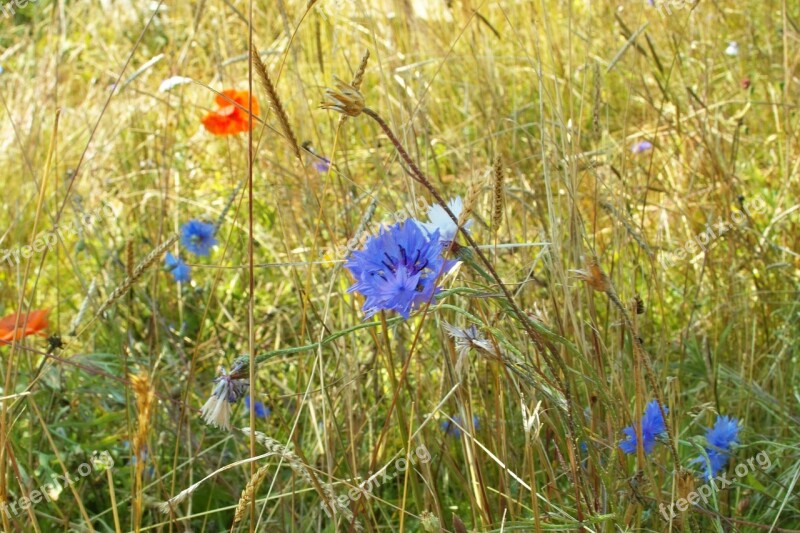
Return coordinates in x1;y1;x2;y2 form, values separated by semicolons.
381;255;396;274
377;245;431;280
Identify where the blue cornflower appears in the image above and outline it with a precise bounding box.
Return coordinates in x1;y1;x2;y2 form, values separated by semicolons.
245;396;271;419
181;220;218;256
619;400;668;455
693;415;739;479
441;415;479;438
345;221;454;319
164;252;191;282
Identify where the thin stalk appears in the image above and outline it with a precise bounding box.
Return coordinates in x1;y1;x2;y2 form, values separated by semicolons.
247;20;257;532
107;469;122;533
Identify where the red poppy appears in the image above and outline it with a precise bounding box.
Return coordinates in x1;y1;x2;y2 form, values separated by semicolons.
0;309;49;343
201;90;259;135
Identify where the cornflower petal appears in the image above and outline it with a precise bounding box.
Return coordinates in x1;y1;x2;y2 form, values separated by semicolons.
181;220;218;256
619;400;668;455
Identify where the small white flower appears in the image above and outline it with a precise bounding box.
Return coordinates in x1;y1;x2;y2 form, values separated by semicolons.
442;322;497;378
442;322;495;357
159;75;192;93
725;41;739;57
417;197;473;243
200;393;233;431
520;394;543;437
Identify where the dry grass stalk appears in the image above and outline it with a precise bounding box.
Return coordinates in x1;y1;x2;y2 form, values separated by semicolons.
68;278;96;336
592;62;601;140
588;261;682;473
159;429;360;525
246;429;362;529
600;200;654;257
215;178;244;231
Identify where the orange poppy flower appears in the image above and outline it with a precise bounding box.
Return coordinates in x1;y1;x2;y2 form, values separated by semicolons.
0;309;49;343
201;90;259;135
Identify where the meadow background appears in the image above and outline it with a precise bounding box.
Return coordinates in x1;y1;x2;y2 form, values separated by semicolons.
0;0;798;531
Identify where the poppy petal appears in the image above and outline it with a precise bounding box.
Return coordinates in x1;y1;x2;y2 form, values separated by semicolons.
202;113;239;135
0;309;49;342
204;90;259;136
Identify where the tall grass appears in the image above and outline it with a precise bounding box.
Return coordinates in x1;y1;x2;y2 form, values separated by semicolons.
0;0;798;531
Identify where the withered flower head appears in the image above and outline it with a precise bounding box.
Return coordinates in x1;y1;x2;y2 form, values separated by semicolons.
569;261;609;292
200;362;249;431
321;76;365;117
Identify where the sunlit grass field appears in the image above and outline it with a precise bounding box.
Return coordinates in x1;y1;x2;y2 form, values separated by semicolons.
0;0;798;531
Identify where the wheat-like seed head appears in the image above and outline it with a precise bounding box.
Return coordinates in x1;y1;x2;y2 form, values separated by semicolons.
351;50;370;90
252;43;302;160
95;233;179;318
233;464;271;523
492;156;505;233
131;372;155;526
460;172;486;228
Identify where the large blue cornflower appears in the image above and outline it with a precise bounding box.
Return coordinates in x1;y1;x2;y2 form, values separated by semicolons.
619;400;668;455
181;220;218;256
345;221;454;319
164;252;191;282
693;415;739;479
